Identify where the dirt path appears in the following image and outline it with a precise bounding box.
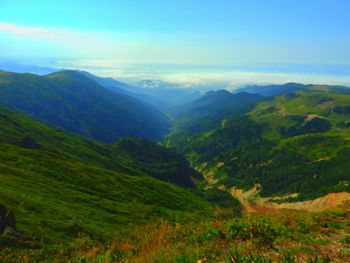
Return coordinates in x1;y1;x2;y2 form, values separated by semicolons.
261;192;350;212
228;185;350;213
229;185;260;213
201;166;350;213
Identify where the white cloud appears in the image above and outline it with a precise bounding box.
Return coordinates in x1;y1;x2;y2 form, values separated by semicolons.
0;22;73;43
48;59;350;89
0;22;45;35
0;22;134;58
1;23;350;87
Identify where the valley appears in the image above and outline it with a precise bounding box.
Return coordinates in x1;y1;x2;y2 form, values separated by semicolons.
1;1;350;262
0;69;349;262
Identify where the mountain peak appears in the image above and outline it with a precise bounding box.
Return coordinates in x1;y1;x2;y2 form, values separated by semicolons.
204;89;232;97
46;70;85;79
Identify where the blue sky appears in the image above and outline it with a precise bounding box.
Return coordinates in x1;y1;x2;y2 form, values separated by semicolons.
0;0;349;64
0;0;349;86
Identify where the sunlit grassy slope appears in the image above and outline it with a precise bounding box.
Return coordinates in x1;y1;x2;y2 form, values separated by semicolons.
0;107;216;244
166;88;350;200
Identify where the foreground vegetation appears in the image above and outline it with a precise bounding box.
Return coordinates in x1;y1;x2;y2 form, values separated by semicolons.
1;207;350;262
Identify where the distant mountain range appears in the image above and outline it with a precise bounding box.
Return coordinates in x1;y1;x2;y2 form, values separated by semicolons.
235;82;350;96
0;70;170;143
167;89;264;136
0;61;58;75
136;79;202;108
171;89;263;120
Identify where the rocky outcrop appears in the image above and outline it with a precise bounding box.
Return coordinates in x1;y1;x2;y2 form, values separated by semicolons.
0;205;16;235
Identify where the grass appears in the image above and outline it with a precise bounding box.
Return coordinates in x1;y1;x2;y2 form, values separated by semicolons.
166;90;350;200
1;87;350;262
1;209;349;262
0;107;226;246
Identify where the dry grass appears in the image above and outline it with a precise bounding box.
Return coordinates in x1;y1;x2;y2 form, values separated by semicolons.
2;209;350;262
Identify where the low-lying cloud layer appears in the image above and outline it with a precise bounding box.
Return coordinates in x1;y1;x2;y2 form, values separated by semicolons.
47;59;350;90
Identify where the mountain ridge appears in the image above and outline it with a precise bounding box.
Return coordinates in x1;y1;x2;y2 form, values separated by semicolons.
234;82;350;97
0;70;170;143
166;89;350;201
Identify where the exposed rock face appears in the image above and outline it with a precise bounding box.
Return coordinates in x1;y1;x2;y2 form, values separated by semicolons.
0;205;16;235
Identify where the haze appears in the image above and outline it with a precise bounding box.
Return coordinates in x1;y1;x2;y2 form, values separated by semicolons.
0;0;349;87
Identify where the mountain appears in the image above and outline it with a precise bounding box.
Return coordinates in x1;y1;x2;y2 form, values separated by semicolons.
171;90;264;120
79;70;133;93
166;90;264;136
0;70;170;143
116;137;202;187
0;107;215;242
0;64;201;110
234;83;308;97
166;89;350;201
79;71;168;110
79;73;201;110
0;61;58;75
136;79;202;107
234;82;350;97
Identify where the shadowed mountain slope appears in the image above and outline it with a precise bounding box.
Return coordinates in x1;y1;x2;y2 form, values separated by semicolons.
0;70;170;143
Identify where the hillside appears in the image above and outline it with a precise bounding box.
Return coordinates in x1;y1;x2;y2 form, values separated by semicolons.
167;90;264;137
235;82;350;97
79;71;168;110
0;70;170;143
0;61;58;75
79;72;201;110
0;107;220;244
166;89;350;201
136;79;201;107
234;83;308;97
3;207;350;262
116;137;202;187
170;90;263;120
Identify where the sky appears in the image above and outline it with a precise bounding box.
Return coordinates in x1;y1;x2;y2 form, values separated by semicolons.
0;0;350;87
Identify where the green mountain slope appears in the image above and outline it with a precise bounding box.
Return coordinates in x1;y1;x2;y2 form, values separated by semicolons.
78;71;169;110
167;89;350;200
167;90;264;137
170;90;264;121
116;137;202;187
80;72;201;110
235;82;350;97
0;70;170;143
0;107;213;243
